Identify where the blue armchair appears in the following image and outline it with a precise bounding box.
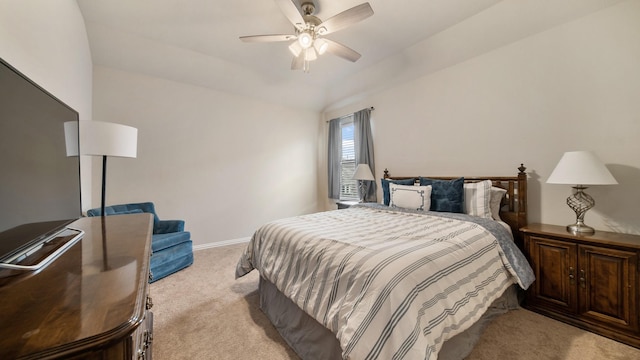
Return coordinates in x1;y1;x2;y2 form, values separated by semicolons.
87;202;193;282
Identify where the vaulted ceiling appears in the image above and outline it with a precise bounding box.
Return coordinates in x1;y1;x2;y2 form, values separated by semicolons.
77;0;625;112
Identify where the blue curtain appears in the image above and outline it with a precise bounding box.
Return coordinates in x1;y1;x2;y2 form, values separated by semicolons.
354;108;377;202
327;118;341;199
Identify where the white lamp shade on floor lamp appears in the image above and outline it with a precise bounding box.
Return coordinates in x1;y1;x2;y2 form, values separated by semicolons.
64;121;137;158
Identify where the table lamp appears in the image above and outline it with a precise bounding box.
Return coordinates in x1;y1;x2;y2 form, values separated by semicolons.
352;164;374;203
546;150;617;235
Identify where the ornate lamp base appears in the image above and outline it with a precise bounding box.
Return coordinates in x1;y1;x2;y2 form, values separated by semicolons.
358;180;369;203
567;222;595;235
566;185;595;235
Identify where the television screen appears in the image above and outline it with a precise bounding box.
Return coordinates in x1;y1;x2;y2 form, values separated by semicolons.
0;58;81;241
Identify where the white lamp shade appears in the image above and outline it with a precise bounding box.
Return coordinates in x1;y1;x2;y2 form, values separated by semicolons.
352;164;374;181
288;41;302;57
65;121;137;158
298;32;313;49
314;38;328;55
547;151;617;185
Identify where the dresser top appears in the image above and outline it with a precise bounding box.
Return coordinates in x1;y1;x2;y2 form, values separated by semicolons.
0;214;153;359
521;223;640;250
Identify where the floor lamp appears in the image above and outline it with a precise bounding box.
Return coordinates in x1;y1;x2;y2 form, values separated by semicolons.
64;121;137;269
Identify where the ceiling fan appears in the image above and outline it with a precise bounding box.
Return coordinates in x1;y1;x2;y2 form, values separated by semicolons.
240;0;374;72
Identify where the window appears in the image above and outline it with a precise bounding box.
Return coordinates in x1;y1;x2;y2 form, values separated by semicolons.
328;107;375;202
340;116;358;200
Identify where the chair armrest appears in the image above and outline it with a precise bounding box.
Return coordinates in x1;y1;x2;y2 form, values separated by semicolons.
155;220;185;234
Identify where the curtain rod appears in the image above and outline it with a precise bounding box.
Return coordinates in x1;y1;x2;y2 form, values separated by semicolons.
327;107;375;122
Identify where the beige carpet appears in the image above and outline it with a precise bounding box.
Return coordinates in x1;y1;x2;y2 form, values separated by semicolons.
150;244;640;359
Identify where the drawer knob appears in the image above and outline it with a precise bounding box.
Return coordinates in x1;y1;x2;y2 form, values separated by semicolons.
579;269;586;289
568;267;575;285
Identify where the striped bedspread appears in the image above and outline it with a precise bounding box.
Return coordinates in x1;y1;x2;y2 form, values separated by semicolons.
236;205;534;360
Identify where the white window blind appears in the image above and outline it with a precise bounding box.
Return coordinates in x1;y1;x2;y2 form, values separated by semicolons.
340;117;358;200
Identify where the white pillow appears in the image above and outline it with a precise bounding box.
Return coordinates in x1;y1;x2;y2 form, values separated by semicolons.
490;187;507;221
389;183;432;211
463;180;492;219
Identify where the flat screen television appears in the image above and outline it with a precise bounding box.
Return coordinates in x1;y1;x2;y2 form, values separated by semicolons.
0;57;82;269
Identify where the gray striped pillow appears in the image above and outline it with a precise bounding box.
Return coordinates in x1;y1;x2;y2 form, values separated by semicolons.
463;180;492;219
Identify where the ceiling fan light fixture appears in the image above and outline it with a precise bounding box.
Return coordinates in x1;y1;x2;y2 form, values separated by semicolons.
314;38;328;55
298;31;313;49
304;47;318;61
288;41;303;57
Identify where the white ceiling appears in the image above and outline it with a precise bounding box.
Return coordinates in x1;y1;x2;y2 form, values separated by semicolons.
76;0;625;112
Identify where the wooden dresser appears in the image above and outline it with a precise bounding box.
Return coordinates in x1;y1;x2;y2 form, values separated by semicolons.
521;223;640;348
0;214;154;359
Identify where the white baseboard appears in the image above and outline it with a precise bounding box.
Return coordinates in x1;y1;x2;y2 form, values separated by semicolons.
193;237;250;251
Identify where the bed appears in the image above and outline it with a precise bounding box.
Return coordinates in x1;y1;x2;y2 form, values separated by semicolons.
236;165;534;360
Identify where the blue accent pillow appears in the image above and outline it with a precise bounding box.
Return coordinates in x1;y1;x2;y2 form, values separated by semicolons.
381;178;416;206
418;177;465;213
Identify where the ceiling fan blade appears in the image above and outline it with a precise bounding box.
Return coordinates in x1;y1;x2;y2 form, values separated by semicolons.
240;34;297;43
274;0;305;29
324;39;361;62
291;53;304;70
317;3;374;35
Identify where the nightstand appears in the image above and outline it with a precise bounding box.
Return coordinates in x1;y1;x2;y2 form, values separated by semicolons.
336;200;359;209
521;223;640;348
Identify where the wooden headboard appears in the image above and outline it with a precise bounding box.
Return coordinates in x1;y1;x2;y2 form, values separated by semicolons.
383;164;528;248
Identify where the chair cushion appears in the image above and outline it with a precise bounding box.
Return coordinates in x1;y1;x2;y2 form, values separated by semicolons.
155;219;185;234
150;242;194;283
152;231;191;252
